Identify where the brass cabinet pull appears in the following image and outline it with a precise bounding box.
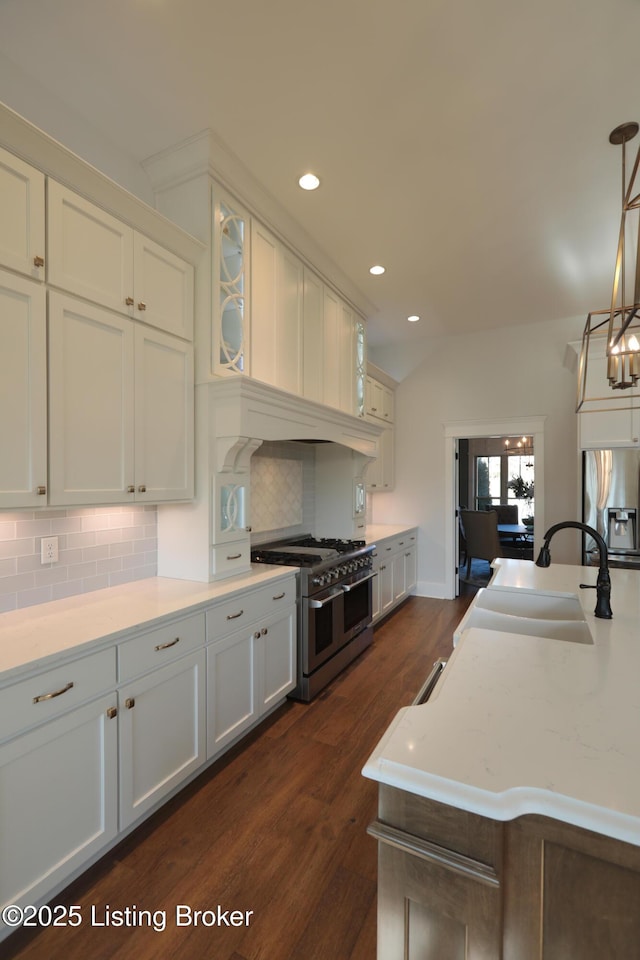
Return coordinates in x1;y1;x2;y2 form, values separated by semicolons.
125;296;134;306
33;255;44;267
107;706;117;719
137;301;146;311
226;553;242;560
226;609;243;620
254;631;261;640
154;636;180;651
405;552;411;557
272;592;286;600
125;697;135;709
261;627;268;636
138;484;146;493
398;541;404;546
37;485;46;495
33;681;74;704
245;525;252;532
127;485;135;493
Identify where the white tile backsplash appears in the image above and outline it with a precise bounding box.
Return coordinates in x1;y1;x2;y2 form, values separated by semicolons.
250;441;316;543
0;505;157;611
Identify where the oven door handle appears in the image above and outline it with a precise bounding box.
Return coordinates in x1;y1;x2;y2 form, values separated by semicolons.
340;571;377;592
308;591;342;609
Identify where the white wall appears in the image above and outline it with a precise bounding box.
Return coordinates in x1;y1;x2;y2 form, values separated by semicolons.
0;60;154;204
370;314;585;596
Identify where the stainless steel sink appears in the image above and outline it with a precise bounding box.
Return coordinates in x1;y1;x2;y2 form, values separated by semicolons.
453;588;593;645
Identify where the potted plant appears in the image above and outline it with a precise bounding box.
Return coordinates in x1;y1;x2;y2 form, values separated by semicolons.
508;476;534;526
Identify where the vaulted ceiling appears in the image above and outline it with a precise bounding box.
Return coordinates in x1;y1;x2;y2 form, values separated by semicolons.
1;0;640;349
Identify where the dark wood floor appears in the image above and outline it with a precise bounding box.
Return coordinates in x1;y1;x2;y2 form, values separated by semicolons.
4;593;473;960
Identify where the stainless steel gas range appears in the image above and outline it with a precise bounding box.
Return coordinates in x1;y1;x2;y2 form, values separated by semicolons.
251;535;376;701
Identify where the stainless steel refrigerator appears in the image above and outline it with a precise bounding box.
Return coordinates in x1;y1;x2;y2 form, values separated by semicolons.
583;448;640;568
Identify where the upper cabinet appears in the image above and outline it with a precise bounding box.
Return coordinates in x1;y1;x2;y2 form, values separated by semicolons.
0;269;47;507
215;191;249;376
366;375;394;422
0;146;45;280
577;335;640;448
48;293;193;506
0;136;197;511
250;220;303;396
48;181;194;340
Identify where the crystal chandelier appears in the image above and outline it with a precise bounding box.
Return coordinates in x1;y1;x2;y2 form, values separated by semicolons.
578;122;640;407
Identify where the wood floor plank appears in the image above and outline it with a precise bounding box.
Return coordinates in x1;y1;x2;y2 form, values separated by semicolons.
3;594;472;960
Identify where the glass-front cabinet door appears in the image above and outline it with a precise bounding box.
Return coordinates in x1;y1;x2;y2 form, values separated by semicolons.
213;474;248;543
213;187;249;376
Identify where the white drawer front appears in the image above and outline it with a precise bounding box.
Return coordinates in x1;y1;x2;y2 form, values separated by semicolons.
118;613;205;682
211;541;251;579
0;647;116;742
205;575;296;641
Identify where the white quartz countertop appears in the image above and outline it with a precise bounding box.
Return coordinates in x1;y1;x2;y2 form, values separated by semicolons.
362;558;640;846
364;524;416;544
0;566;297;683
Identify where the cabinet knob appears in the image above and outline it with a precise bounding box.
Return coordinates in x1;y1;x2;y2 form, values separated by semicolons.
37;485;46;495
107;706;117;719
125;296;134;306
127;485;135;494
33;255;45;268
137;301;147;311
125;697;135;709
261;627;268;636
138;484;146;493
254;631;261;640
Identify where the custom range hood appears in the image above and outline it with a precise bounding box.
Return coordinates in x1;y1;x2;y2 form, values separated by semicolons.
206;377;381;455
157;378;382;582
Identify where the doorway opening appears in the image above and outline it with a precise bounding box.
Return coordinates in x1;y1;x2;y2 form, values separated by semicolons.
444;418;545;599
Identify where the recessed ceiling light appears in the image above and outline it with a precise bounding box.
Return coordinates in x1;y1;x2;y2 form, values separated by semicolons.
408;315;420;322
369;265;385;275
298;173;320;190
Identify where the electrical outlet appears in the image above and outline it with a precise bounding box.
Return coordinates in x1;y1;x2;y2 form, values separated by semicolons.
40;536;59;564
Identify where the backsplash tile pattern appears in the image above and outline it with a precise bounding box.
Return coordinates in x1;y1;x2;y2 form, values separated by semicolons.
0;505;157;613
251;441;315;544
251;457;303;531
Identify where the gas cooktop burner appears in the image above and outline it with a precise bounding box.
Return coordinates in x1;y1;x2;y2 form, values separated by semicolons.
251;535;368;569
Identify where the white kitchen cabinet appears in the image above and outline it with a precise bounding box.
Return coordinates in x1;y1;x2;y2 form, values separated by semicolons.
579;406;640;448
250;220;303;395
323;285;341;408
134;324;194;501
48;293;135;505
260;605;296;712
366;426;394;493
0;269;47;508
302;267;324;403
0;649;118;936
48;181;193;340
206;577;296;758
215;189;250;375
339;300;355;414
48;292;193;505
366;375;394;422
118;648;206;830
371;530;417;625
0;146;45;280
133;231;194;340
206;627;256;755
47;180;134;315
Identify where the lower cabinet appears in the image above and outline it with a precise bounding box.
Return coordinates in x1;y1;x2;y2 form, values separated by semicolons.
371;786;640;960
206;598;296;758
0;694;118;934
118;649;206;830
371;530;418;625
0;576;295;942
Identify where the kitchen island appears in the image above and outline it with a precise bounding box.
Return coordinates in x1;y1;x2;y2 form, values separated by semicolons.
363;559;640;958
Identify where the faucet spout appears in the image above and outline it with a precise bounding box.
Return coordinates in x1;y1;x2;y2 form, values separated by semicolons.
536;521;612;619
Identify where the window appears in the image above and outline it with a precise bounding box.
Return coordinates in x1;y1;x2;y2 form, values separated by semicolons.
475;451;535;522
